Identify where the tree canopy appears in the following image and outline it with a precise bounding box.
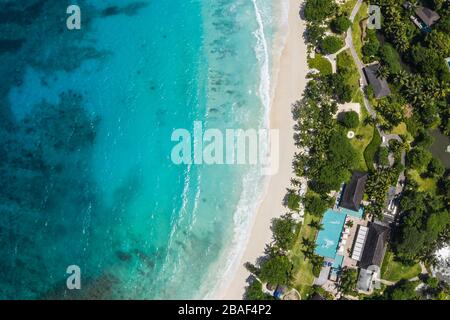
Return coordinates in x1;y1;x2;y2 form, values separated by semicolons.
304;194;329;217
384;280;420;300
339;111;360;128
394;189;449;262
258;254;293;285
320;36;344;54
304;0;336;22
272;214;298;251
407;148;432;170
330;15;351;34
245;280;274;300
339;267;358;295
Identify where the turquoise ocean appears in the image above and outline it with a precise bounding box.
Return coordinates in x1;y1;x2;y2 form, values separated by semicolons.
0;0;288;299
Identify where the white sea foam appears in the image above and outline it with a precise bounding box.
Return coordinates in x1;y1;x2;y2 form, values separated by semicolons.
161;164;192;275
155;0;290;300
203;0;289;299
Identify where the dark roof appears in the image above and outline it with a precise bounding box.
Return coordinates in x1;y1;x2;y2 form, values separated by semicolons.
415;7;440;27
359;222;390;269
363;64;391;99
310;293;325;300
340;171;368;212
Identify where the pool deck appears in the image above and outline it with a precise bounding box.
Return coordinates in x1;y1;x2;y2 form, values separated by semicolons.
340;207;364;219
315;208;369;272
342;216;368;269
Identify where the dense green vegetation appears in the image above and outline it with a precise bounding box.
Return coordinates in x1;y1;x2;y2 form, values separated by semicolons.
370;0;450;134
245;280;275;300
377;146;390;167
375;97;404;130
339;111;360;128
384;280;420;300
361;30;380;63
286;189;301;211
304;193;331;217
304;0;336;22
330;15;352;34
271;214;299;251
293;83;357;194
408;147;432;170
247;0;449;300
393;184;450;263
306;285;334;300
338;267;358;295
379;43;402;74
258;253;293;285
320;36;344;54
365;167;398;219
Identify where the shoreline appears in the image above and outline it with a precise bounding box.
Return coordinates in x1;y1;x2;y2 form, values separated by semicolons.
221;0;308;299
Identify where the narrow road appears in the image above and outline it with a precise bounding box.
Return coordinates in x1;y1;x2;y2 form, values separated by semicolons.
345;0;403;146
345;0;406;191
346;0;367;86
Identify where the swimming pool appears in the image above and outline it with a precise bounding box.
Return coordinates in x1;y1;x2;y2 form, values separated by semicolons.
315;209;347;259
341;206;364;219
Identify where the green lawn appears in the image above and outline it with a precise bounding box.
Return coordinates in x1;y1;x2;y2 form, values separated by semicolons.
408;169;437;194
363;126;382;171
352;90;365;105
308;54;332;75
351;1;368;61
349;104;374;171
337;49;360;101
389;122;414;142
350;124;374;172
290;214;318;298
381;251;421;282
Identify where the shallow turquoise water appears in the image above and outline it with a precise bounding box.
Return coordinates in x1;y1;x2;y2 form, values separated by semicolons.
0;0;285;299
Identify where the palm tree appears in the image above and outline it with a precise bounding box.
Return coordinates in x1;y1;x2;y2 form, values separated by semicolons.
302;237;316;249
364;116;376;126
394;69;409;87
309;220;324;230
376;65;390;80
423;78;449;99
409;0;419;12
290;178;301;187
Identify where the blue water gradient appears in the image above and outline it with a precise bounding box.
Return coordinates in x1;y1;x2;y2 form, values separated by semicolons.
0;0;283;299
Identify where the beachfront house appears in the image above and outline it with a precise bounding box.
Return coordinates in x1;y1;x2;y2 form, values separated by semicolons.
363;64;391;99
356;221;390;293
415;6;440;28
404;3;440;32
340;171;368;212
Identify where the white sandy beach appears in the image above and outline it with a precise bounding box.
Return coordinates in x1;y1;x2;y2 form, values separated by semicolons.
221;0;308;299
